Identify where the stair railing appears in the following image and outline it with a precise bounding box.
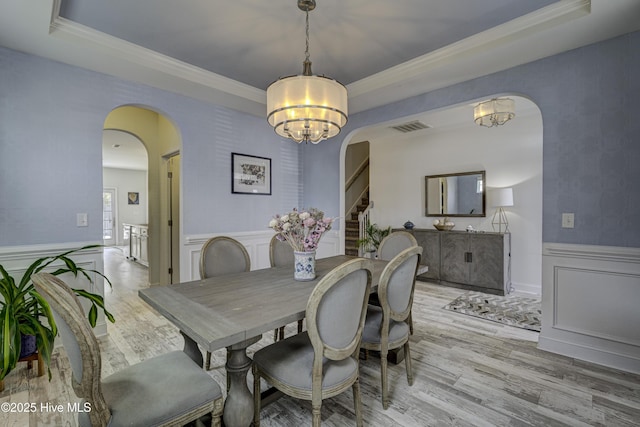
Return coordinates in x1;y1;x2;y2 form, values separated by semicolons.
357;202;372;257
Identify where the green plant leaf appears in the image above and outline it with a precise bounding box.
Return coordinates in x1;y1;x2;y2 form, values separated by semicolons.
88;304;98;328
0;304;20;381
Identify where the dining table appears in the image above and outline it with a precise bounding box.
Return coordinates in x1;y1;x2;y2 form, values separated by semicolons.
138;254;388;427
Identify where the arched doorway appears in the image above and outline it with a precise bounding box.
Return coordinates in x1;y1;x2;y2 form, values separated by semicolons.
339;95;543;295
102;105;182;286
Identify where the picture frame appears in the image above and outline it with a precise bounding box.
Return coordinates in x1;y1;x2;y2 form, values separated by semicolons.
128;192;139;205
231;153;272;195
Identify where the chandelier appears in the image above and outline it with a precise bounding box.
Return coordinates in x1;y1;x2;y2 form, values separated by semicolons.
266;0;348;144
474;98;515;128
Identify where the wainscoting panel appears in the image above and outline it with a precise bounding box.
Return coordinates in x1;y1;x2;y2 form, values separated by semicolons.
183;230;341;281
539;243;640;374
0;242;108;337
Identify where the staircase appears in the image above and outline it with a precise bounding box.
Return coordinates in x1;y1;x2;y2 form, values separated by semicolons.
345;194;369;256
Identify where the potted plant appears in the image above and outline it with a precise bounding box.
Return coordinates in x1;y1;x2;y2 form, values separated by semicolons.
0;244;115;383
357;221;392;257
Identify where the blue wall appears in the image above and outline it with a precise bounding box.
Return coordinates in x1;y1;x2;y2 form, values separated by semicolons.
304;31;640;248
1;30;638;249
0;47;301;246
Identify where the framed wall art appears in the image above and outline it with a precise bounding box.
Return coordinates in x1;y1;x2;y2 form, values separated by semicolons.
231;153;272;195
128;192;140;205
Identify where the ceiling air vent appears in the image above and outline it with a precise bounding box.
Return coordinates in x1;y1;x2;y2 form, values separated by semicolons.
389;120;431;133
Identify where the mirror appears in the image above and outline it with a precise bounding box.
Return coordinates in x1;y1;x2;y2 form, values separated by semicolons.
425;171;486;217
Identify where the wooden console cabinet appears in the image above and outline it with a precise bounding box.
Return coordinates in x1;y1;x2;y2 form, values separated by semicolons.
403;229;511;295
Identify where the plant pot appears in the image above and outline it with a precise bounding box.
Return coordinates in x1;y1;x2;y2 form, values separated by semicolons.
19;334;37;358
293;251;316;281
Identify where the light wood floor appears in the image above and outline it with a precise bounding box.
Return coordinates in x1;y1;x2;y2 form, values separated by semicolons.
2;247;639;426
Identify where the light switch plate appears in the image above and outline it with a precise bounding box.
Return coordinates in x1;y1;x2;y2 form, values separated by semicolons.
562;213;574;228
77;213;88;227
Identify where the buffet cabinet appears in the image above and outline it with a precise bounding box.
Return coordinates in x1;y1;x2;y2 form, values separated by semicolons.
123;223;149;267
403;229;511;295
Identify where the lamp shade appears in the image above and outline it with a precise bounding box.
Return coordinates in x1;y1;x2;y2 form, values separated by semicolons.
267;75;348;144
494;187;514;207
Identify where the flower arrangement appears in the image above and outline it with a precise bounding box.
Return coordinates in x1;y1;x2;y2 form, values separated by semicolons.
269;208;334;252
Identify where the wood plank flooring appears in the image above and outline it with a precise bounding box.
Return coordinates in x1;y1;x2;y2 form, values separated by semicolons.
1;247;639;426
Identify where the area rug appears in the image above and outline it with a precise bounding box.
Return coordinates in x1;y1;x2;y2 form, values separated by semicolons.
443;292;541;332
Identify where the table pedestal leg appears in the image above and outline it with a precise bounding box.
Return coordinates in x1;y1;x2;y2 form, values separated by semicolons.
180;331;204;367
223;335;261;427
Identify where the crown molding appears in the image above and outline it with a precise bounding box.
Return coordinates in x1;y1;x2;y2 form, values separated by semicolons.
347;0;591;99
48;16;266;105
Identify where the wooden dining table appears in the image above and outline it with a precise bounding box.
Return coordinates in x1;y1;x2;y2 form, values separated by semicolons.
138;254;388;427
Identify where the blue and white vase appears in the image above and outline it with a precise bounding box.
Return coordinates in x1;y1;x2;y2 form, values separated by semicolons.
294;251;316;281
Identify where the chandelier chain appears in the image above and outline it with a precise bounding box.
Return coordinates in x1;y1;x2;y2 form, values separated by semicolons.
305;9;310;63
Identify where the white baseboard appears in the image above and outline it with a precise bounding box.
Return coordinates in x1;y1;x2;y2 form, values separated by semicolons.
511;281;541;296
539;242;640;374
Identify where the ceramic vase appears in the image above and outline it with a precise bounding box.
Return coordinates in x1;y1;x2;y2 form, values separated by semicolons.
294;251;316;281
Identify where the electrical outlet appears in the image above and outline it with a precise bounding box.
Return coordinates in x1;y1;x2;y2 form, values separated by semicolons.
77;213;88;227
562;213;574;228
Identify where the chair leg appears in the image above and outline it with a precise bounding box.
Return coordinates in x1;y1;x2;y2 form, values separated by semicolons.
312;404;322;427
409;310;414;335
352;377;364;427
380;349;390;410
297;319;303;333
253;364;261;427
211;397;224;427
226;348;231;393
205;351;212;370
404;342;414;386
273;328;278;342
279;326;285;340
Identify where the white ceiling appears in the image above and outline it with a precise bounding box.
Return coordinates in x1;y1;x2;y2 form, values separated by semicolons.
102;130;148;171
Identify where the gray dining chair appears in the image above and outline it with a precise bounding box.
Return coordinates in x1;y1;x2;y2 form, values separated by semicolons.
32;272;223;427
253;258;374;427
200;236;251;371
377;231;417;262
375;230;418;334
361;245;422;409
269;234;304;341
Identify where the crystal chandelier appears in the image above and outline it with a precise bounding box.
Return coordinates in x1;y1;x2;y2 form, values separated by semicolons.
266;0;348;144
474;98;515;128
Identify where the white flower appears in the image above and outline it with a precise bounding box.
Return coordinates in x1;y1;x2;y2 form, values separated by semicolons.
282;223;291;231
299;212;310;220
268;219;278;228
281;214;289;222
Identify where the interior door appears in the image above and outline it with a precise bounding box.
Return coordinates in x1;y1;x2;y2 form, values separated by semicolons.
102;188;117;246
167;154;180;283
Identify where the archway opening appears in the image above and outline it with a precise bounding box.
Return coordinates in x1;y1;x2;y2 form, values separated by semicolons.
102;105;182;286
340;95;543;295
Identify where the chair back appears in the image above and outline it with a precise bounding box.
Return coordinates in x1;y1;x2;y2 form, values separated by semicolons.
378;246;422;323
199;236;251;279
377;231;418;261
31;272;111;426
306;258;373;362
269;234;293;267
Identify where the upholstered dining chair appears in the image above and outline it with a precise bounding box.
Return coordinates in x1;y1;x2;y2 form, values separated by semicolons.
377;231;417;262
32;272;223;427
375;230;418;333
253;258;374;427
200;236;251;373
269;234;303;341
361;245;422;409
